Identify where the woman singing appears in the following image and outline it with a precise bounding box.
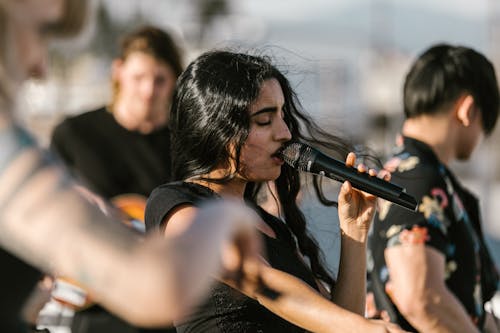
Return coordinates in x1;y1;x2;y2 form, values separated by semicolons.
145;50;407;333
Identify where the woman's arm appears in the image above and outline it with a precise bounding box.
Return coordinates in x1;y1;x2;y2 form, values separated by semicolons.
331;152;387;314
252;264;407;333
166;203;408;333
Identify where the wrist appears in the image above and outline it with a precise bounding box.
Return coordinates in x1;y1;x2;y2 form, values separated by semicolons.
340;225;369;244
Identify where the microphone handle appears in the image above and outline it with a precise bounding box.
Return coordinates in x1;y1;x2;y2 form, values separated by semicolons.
309;150;418;211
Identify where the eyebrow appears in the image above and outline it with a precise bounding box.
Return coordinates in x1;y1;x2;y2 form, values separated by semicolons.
250;107;278;117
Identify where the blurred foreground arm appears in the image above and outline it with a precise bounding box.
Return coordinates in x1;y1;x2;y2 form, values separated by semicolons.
0;119;261;326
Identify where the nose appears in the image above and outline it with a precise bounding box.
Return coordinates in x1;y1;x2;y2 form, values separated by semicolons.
141;79;155;100
274;117;292;142
22;32;48;80
29;57;48;79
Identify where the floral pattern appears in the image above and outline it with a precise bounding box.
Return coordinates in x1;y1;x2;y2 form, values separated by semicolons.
368;137;498;332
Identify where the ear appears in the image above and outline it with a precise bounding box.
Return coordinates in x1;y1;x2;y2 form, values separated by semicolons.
111;59;124;82
455;94;476;127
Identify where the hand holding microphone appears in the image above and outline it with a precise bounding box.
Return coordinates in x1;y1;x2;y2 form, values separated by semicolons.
280;142;418;211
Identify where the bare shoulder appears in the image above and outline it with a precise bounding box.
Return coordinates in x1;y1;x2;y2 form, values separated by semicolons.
163;204;199;238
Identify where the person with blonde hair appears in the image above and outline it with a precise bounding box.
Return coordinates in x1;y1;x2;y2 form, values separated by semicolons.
51;25;183;200
50;23;186;333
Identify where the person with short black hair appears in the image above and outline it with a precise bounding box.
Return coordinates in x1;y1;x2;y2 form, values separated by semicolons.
368;43;500;333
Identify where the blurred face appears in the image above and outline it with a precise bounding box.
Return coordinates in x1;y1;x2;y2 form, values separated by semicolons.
457;107;484;160
238;79;292;182
3;0;65;86
114;52;177;125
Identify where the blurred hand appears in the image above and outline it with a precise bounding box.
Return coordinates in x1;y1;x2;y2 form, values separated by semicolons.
167;200;263;320
212;200;264;297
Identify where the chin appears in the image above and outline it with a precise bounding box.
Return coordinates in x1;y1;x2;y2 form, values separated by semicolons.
456;151;473;161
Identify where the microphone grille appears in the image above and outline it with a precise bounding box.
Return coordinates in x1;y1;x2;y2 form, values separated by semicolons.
280;142;314;171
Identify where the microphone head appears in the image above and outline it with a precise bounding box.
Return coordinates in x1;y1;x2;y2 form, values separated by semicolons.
280;142;315;171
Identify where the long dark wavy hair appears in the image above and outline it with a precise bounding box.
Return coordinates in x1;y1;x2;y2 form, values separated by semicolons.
170;50;355;289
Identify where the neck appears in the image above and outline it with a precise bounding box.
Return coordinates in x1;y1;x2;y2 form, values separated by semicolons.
402;114;457;165
188;170;247;201
111;102;167;135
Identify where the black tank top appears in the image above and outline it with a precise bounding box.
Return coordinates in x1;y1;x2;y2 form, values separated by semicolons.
145;182;319;333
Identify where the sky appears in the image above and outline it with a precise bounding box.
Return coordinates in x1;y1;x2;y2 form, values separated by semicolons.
100;0;498;61
240;0;491;20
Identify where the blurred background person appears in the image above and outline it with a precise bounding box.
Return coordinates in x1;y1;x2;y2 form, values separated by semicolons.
51;25;182;201
50;25;184;333
368;44;500;333
0;1;263;332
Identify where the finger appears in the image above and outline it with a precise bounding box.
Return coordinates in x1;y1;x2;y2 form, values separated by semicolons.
380;310;391;322
377;169;392;181
338;180;352;205
368;168;377;177
345;152;356;167
357;163;367;173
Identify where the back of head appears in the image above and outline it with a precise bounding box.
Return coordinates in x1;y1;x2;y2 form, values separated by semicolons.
119;25;183;77
170;50;291;181
403;43;500;135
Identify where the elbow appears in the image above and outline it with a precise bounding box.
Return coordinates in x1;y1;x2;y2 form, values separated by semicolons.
393;291;433;324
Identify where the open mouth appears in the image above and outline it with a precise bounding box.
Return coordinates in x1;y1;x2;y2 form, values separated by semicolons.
272;146;285;159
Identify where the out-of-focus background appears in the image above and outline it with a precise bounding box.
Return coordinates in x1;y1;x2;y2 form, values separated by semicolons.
22;1;500;326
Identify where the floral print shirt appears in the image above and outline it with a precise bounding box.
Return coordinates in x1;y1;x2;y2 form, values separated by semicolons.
368;136;499;331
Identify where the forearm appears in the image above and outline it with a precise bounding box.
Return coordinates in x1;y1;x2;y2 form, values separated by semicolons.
0;147;185;325
254;265;374;333
330;232;367;314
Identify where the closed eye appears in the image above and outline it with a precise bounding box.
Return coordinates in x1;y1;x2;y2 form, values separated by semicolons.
251;107;278;126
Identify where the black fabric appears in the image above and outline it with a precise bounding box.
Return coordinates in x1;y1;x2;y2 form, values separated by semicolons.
50;107;172;199
51;107;174;333
0;248;42;333
145;182;318;333
71;305;172;333
368;137;499;331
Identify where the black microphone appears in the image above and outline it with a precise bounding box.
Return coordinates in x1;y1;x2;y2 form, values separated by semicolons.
280;142;418;211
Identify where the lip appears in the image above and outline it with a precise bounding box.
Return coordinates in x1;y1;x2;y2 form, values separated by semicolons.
272;146;285;158
271;146;285;165
272;156;285;165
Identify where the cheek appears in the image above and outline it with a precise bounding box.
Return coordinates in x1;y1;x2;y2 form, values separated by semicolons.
239;145;260;172
120;78;140;96
157;82;175;100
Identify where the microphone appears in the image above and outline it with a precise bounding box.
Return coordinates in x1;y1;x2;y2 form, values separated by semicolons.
280;142;418;211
